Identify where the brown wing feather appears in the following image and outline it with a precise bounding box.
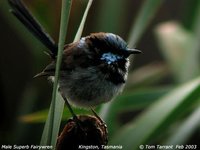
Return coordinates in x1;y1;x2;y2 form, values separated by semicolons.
34;42;80;78
34;61;56;78
34;41;91;78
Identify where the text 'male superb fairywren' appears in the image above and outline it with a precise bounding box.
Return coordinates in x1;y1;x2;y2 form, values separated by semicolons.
8;0;141;109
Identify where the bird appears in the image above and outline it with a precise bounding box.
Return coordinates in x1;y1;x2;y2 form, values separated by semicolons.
8;0;141;109
35;32;141;108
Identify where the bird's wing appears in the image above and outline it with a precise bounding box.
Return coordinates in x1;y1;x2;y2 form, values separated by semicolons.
34;62;56;78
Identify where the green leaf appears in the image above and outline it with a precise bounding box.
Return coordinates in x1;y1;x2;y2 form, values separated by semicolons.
128;0;164;47
40;93;65;145
126;62;168;89
40;0;72;146
155;22;199;83
19;107;89;123
110;77;200;150
74;0;93;42
154;1;200;83
100;87;170;136
164;106;200;145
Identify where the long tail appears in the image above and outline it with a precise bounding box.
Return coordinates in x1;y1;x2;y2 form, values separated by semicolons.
8;0;57;58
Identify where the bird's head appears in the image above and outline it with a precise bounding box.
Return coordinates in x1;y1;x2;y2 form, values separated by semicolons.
83;32;141;65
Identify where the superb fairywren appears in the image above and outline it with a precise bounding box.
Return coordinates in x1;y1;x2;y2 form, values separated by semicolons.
36;33;141;107
8;0;141;108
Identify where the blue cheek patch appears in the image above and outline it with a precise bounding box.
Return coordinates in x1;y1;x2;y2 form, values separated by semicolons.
100;52;122;64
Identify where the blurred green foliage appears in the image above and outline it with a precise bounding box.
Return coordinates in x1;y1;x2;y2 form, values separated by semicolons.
0;0;200;149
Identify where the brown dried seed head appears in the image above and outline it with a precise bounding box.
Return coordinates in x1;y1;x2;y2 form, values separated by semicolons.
56;115;108;150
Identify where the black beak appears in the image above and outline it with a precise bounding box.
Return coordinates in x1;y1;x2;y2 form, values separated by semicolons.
126;48;142;54
123;48;141;57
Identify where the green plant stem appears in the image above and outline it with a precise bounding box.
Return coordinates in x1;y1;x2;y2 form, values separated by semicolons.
47;0;72;145
74;0;93;42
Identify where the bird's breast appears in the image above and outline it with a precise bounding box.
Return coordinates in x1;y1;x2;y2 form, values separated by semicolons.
58;66;125;107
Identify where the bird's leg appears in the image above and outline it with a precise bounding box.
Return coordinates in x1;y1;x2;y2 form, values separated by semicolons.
59;89;78;121
90;108;107;130
63;96;78;120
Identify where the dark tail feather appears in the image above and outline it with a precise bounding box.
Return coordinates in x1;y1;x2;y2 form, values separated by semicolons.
8;0;58;58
